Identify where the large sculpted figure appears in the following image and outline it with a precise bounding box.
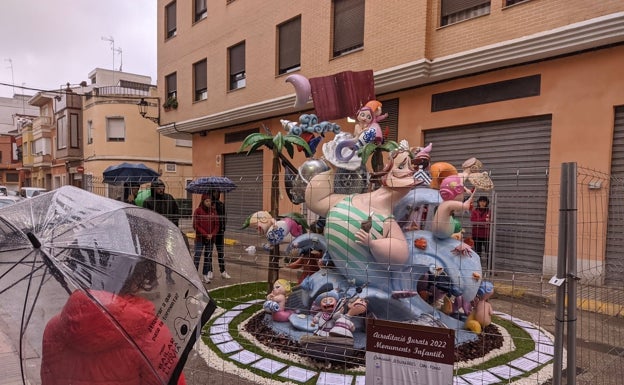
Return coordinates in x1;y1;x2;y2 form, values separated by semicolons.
282;139;486;347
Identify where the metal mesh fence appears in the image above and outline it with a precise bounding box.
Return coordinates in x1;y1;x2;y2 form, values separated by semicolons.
79;164;624;385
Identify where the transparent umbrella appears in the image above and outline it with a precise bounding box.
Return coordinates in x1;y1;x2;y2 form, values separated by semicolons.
0;186;215;385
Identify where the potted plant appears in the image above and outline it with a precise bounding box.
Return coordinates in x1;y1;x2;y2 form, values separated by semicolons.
163;96;178;110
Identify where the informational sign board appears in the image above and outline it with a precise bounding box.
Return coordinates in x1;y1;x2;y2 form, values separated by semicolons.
365;319;455;385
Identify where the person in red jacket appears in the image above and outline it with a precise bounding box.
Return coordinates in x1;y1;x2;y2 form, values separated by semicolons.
192;193;220;283
471;196;491;266
41;260;186;385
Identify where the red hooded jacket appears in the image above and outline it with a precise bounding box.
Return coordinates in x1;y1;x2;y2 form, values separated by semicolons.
41;290;186;385
192;194;219;239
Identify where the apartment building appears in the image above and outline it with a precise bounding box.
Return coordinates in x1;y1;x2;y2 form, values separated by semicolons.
155;0;624;280
22;68;193;199
0;94;38;192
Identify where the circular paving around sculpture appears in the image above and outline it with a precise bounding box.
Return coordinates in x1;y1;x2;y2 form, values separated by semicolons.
197;298;561;385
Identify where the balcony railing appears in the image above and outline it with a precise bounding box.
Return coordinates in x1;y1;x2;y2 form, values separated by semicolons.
32;116;53;133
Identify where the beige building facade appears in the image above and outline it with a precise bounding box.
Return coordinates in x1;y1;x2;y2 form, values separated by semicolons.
156;0;624;279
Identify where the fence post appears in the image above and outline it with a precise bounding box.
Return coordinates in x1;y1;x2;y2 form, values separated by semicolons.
553;162;577;385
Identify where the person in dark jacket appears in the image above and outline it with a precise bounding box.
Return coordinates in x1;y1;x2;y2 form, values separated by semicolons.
143;180;179;285
143;180;179;226
210;190;230;280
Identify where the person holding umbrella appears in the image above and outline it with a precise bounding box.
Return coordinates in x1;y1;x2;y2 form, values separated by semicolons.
143;180;180;286
193;193;229;283
210;190;230;280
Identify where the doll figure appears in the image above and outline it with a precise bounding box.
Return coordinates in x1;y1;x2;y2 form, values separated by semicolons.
311;291;340;336
245;211;304;250
329;297;368;338
263;279;293;322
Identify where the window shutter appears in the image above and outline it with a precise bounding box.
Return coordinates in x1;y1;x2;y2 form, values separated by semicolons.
229;43;245;75
166;73;177;95
108;117;125;139
194;60;207;91
279;17;301;73
441;0;490;16
333;0;365;54
166;2;176;34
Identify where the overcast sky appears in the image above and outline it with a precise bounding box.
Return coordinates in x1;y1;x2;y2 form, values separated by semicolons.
0;0;156;98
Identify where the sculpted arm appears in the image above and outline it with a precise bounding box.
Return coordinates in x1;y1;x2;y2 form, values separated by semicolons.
305;169;347;217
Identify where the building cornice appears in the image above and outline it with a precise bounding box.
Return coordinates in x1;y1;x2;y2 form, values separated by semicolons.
159;12;624;139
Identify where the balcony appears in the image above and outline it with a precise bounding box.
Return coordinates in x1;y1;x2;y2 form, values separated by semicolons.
32;116;53;137
33;153;53;167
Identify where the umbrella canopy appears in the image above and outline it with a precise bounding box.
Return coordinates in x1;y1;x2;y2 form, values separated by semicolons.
0;186;215;385
186;176;237;193
103;162;160;184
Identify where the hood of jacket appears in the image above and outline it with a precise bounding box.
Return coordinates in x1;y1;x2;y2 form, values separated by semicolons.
55;290;156;353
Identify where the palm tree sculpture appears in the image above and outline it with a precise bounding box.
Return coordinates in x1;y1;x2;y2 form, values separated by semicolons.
239;128;311;289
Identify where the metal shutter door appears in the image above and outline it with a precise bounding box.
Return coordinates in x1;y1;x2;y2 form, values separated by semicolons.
424;116;552;273
223;151;263;232
605;106;624;286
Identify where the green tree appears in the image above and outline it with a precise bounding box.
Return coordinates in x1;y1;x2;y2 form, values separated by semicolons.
239;130;311;290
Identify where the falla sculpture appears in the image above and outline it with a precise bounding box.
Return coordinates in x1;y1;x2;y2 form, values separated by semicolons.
249;101;494;363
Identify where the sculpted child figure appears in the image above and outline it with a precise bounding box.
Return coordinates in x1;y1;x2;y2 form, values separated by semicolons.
263;279;293;322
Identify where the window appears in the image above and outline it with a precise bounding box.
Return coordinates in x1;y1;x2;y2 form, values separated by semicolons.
106;117;125;142
87;120;93;144
165;1;177;39
332;0;365;57
166;72;177;99
70;113;80;148
505;0;529;6
440;0;490;26
194;0;207;22
228;42;246;91
278;16;301;75
194;59;207;101
57;116;67;150
165;163;177;172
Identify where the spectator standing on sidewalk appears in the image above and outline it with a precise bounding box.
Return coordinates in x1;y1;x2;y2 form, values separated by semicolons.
193;193;219;283
471;196;491;265
143;179;180;285
211;190;230;280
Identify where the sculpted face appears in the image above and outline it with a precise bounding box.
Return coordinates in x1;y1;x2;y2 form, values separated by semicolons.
357;108;373;125
383;150;417;189
319;296;337;312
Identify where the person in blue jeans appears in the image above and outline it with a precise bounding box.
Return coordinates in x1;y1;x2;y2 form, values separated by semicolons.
192;193;224;283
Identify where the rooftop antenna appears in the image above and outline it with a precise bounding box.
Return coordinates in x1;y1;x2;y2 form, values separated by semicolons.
114;46;123;72
101;36;116;84
5;58;15;96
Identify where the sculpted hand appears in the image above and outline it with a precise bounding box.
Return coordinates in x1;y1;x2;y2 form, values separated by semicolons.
355;229;371;246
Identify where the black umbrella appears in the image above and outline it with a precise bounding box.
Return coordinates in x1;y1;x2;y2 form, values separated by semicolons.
185;176;237;193
103;162;160;184
0;186;215;385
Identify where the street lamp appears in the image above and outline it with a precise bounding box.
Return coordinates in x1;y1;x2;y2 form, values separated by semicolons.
137;98;160;125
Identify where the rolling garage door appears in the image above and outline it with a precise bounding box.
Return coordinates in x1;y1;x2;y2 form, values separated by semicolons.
605;106;624;286
424;116;552;273
223;151;264;232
